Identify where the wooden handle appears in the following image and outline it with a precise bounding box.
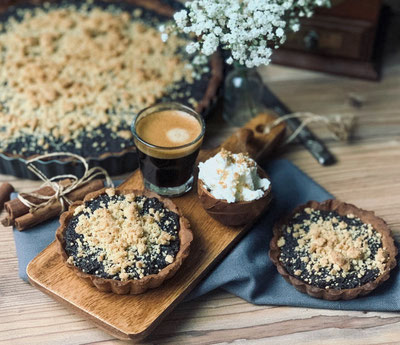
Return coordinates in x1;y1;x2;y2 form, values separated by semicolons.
220;113;286;162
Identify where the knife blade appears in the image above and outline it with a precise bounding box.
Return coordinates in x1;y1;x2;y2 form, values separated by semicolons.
260;82;336;166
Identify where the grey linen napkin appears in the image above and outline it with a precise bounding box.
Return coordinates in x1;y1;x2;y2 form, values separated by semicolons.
12;159;400;311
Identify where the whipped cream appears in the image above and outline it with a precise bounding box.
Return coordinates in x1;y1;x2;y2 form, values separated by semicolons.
198;149;270;203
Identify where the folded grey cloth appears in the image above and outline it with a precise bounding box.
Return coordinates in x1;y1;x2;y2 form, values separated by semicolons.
13;159;400;311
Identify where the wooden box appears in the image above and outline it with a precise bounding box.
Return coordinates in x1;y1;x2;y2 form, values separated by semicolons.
271;0;384;80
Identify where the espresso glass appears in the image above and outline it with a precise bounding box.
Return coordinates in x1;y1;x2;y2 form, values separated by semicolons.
131;102;205;197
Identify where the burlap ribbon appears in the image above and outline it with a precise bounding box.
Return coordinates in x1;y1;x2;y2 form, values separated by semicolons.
18;152;114;213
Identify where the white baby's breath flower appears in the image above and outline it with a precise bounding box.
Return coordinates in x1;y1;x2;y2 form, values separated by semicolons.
186;41;200;54
276;27;284;38
173;10;188;27
192;54;208;65
201;33;219;56
291;23;300;32
173;0;330;67
161;33;169;42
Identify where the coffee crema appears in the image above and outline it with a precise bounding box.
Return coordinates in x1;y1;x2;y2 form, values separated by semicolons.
134;110;203;159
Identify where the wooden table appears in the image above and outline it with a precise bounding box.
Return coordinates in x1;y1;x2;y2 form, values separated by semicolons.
2;24;400;345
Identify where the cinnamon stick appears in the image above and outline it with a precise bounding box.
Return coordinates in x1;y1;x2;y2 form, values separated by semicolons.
1;217;13;227
0;182;14;212
4;179;72;221
14;179;104;231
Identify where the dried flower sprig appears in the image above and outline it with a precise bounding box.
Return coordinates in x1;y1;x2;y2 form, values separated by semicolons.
169;0;330;67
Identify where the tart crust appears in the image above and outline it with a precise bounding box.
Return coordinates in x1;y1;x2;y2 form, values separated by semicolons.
56;188;193;295
269;199;398;300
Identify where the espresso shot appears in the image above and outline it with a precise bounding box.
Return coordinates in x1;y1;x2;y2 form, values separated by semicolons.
137;149;200;188
132;103;205;197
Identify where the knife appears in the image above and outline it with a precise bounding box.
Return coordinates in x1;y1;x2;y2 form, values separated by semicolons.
260;82;336;166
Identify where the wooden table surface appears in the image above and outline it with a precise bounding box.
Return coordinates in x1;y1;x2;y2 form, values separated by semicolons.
2;16;400;345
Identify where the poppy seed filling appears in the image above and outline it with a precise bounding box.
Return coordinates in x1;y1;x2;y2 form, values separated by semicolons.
278;208;389;290
64;189;180;281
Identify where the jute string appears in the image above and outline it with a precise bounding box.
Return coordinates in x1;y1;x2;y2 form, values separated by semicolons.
18;152;114;213
263;112;355;145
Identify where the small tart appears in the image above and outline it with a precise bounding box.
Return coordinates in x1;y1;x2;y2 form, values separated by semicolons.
197;165;272;227
56;188;192;295
269;199;397;300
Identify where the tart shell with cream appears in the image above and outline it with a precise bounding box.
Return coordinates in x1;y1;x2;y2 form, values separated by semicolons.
197;166;272;227
56;188;193;295
269;199;397;300
197;149;272;226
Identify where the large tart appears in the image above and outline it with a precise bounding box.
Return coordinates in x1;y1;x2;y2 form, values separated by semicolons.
0;0;222;160
269;199;397;300
56;188;193;294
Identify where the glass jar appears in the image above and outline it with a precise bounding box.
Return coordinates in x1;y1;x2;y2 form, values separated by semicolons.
222;64;265;126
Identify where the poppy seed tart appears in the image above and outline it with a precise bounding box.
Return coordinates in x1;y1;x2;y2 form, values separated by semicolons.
56;188;193;294
269;199;397;300
0;0;222;160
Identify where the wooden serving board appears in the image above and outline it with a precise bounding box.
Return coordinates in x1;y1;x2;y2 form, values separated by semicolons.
26;114;285;341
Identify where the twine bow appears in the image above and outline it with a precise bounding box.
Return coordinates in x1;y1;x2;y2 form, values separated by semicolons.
263;112;355;145
18;152;114;213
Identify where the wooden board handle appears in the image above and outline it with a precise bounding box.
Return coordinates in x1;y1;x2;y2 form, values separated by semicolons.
220;113;286;163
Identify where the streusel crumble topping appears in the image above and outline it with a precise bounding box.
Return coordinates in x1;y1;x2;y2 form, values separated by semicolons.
65;189;180;281
278;208;389;289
